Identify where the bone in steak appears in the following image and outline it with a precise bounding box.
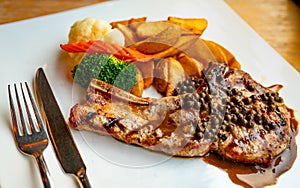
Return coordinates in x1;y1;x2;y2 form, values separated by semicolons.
69;62;298;165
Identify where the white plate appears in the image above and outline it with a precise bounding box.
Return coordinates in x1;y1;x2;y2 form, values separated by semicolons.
0;0;299;187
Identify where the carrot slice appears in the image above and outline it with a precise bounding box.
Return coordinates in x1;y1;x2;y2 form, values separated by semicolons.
60;40;152;62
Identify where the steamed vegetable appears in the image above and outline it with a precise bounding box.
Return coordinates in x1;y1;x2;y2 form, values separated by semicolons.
60;40;152;62
72;53;137;91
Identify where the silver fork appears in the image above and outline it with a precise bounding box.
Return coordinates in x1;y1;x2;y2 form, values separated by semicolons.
8;82;52;188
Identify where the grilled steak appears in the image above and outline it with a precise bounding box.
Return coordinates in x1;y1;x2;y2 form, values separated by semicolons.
69;62;298;165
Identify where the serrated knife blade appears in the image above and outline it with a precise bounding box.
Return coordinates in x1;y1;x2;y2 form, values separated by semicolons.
34;67;92;188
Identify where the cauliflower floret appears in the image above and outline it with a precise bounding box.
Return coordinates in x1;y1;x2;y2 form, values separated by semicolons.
103;28;125;46
68;17;112;43
67;18;125;64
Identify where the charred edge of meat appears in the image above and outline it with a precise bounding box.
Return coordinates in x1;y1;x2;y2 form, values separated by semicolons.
72;110;97;128
104;118;122;129
88;79;150;105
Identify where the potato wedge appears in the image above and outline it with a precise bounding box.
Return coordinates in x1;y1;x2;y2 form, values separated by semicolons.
136;21;170;39
128;17;148;30
166;57;186;96
153;58;169;93
168;17;208;36
134;23;184;54
182;37;215;68
153;57;186;96
153;35;198;58
133;41;171;55
134;60;154;89
136;21;194;40
110;17;147;29
130;68;144;97
116;24;137;46
177;53;203;77
153;46;181;59
203;39;241;69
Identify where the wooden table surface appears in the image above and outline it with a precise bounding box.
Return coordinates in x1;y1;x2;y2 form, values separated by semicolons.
1;0;299;73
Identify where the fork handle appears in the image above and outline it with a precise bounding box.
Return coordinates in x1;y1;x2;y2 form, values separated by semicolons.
78;173;92;188
35;154;52;188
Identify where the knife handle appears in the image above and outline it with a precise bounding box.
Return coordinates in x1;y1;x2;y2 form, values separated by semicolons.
78;173;92;188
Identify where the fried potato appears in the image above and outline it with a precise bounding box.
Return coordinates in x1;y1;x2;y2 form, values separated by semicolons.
203;39;241;69
153;35;198;58
182;37;216;68
177;53;203;77
134;41;171;54
136;21;195;40
135;60;154;89
153;58;169;93
153;57;186;96
133;25;182;54
168;17;208;36
153;46;181;59
110;17;147;29
110;17;147;46
166;57;186;96
136;21;176;39
128;17;148;30
116;24;137;46
131;68;144;97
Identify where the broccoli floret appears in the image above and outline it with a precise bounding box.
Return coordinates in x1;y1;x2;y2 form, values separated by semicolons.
72;53;137;91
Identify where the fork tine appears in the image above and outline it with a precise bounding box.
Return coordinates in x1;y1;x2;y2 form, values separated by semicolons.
15;83;31;136
20;82;36;134
8;84;20;137
10;83;28;136
24;82;44;132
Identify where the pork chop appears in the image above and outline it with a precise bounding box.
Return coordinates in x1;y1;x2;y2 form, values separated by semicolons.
69;62;298;165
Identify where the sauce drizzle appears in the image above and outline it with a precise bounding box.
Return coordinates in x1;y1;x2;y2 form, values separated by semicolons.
203;109;298;188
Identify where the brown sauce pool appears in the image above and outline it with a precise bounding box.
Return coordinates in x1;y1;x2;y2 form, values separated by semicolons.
202;109;298;188
203;137;296;188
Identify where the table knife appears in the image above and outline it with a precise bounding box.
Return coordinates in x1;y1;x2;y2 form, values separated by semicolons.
34;67;92;188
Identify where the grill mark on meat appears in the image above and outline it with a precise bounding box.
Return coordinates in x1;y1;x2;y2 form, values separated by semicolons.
75;112;97;126
103;118;122;129
69;62;298;166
